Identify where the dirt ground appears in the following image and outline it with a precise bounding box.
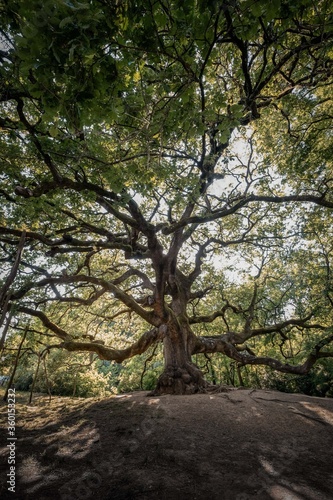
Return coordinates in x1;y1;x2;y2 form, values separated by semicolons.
1;387;333;500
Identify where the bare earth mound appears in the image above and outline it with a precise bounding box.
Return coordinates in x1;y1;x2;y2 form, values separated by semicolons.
1;388;333;500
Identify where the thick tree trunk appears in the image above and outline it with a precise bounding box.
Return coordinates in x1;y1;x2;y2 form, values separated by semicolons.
152;318;207;395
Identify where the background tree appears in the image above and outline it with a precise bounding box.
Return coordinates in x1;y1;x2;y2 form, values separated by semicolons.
1;0;333;394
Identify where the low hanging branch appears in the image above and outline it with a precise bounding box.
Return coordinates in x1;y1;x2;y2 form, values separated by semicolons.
15;274;158;326
193;328;333;376
16;305;165;363
59;326;164;363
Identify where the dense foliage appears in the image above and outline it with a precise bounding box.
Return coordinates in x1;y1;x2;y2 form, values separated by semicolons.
1;0;333;395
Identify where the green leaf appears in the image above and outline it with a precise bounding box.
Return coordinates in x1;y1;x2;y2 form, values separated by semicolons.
59;16;73;28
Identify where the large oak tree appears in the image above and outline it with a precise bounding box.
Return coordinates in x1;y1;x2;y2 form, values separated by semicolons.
1;0;333;394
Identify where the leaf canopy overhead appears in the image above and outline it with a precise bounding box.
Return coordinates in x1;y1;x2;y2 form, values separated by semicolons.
1;0;333;394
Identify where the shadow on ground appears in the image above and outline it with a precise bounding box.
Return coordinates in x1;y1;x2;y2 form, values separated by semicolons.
1;388;333;499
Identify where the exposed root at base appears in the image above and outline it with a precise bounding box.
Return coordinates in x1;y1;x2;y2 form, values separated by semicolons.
149;365;208;396
204;384;235;393
203;384;250;394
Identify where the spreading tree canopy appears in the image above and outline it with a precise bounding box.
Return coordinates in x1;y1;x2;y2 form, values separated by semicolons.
1;0;333;394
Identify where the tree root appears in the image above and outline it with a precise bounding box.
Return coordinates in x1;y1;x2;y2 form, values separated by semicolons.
150;364;208;395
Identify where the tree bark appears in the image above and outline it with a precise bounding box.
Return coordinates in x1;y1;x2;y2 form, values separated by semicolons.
152;316;207;395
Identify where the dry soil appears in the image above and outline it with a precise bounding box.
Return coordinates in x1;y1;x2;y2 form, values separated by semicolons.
1;387;333;499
